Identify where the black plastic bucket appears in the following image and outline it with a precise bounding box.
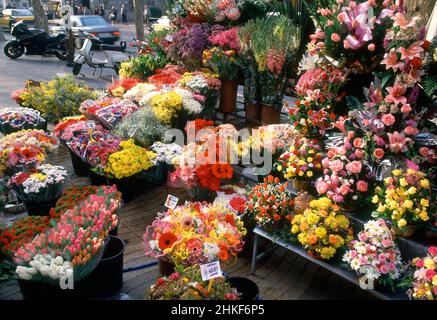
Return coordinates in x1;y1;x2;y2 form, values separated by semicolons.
227;277;260;300
88;169;138;203
68;149;90;177
87;235;125;298
24;199;57;216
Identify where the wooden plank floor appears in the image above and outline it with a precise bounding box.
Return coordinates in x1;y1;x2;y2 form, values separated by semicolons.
0;144;374;300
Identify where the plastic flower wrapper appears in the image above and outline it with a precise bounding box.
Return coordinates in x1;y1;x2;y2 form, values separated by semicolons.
0;107;46;135
406;246;437;300
291;197;353;260
371;168;432;231
9;164;68;204
114;108;169;148
14;185;122;283
104;139;157;179
149;266;240;300
144;201;246;268
93;99;139;129
343;219;402;285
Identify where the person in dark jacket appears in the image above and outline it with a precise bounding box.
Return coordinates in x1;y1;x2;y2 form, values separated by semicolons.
98;4;105;17
109;6;117;24
121;4;127;24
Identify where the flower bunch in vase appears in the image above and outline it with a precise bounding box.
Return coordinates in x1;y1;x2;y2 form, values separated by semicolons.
9;164;68;205
343;219;402;287
407;246;437;300
144;202;246;267
315;132;369;208
0;107;46;135
149;266;240;300
14;185;121;283
244;175;294;232
291;197;353;260
371;168;432;237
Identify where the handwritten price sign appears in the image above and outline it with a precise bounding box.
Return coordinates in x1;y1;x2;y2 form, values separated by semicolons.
200;261;223;281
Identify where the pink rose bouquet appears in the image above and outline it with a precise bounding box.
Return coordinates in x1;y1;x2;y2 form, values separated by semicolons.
408;246;437;300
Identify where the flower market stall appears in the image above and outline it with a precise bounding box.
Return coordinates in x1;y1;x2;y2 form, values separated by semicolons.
0;0;436;302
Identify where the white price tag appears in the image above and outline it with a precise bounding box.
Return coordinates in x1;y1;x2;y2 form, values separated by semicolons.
200;261;222;281
164;194;179;209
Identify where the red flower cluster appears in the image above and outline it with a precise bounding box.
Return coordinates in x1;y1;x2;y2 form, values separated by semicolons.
185;119;215;133
196;163;233;191
229;196;246;214
108;78;143;94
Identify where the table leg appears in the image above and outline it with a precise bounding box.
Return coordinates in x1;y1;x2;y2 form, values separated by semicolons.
251;232;259;275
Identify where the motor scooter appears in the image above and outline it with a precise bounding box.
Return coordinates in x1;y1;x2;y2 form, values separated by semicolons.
72;30;129;77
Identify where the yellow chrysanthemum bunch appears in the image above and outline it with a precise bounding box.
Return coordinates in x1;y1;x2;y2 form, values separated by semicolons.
291;197;352;260
105;139;157;179
149;92;183;125
371;168;432;230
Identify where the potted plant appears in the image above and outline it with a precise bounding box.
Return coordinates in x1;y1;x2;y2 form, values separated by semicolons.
343;219;403;289
291;197;353;260
0;107;46;135
371;168;432;238
9;164;68;216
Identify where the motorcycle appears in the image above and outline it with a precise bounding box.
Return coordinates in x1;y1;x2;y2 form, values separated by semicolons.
72;30;129;77
3;21;67;60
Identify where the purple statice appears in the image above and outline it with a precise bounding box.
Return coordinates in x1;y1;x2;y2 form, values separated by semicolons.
180;23;212;59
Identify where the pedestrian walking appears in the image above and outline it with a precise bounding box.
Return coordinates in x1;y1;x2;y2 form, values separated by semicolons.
143;4;150;26
98;4;105;17
93;5;99;15
83;6;91;15
121;4;128;25
76;5;83;15
109;6;117;25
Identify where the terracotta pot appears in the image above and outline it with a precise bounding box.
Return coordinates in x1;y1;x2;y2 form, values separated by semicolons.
393;224;417;238
292;179;310;192
307;250;323;261
158;256;175;277
261;104;281;124
219;79;238;113
245;102;261;123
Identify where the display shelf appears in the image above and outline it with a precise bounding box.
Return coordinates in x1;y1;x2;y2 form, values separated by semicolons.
251;227;410;300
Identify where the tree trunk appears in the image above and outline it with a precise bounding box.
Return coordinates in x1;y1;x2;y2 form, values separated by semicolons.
32;0;49;32
133;0;145;41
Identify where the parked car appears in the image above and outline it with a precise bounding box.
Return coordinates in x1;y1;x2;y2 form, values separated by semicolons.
70;15;120;48
0;9;34;30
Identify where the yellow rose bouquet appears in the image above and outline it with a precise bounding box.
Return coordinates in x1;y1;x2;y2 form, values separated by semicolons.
291;197;353;260
371;168;432;237
104;139;157;179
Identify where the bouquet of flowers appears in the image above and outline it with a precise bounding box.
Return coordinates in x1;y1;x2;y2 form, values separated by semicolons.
10;88;29;105
371;168;432;235
203;47;239;80
14;186;121;283
291;197;352;260
149;266;240;300
276;139;323;181
147;90;184;125
144;202;246;267
343;219;402;286
148;64;185;87
315;132;369;205
238;16;300;109
244;175;294;231
180;0;241;23
19;74;96;122
104;139;156;179
307;0;398;73
49;185;101;220
114;108;169;148
0;216;51;258
92;99;139;129
289;66;347;135
149;142;183;165
407;246;437;300
9;164;68;204
118;53;169;80
108;78;143;97
209;27;240;52
123;83;157;103
0;107;46;135
79;96;121;116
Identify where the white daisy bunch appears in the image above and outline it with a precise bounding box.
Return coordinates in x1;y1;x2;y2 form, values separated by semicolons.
21;165;67;194
139;90;161;107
